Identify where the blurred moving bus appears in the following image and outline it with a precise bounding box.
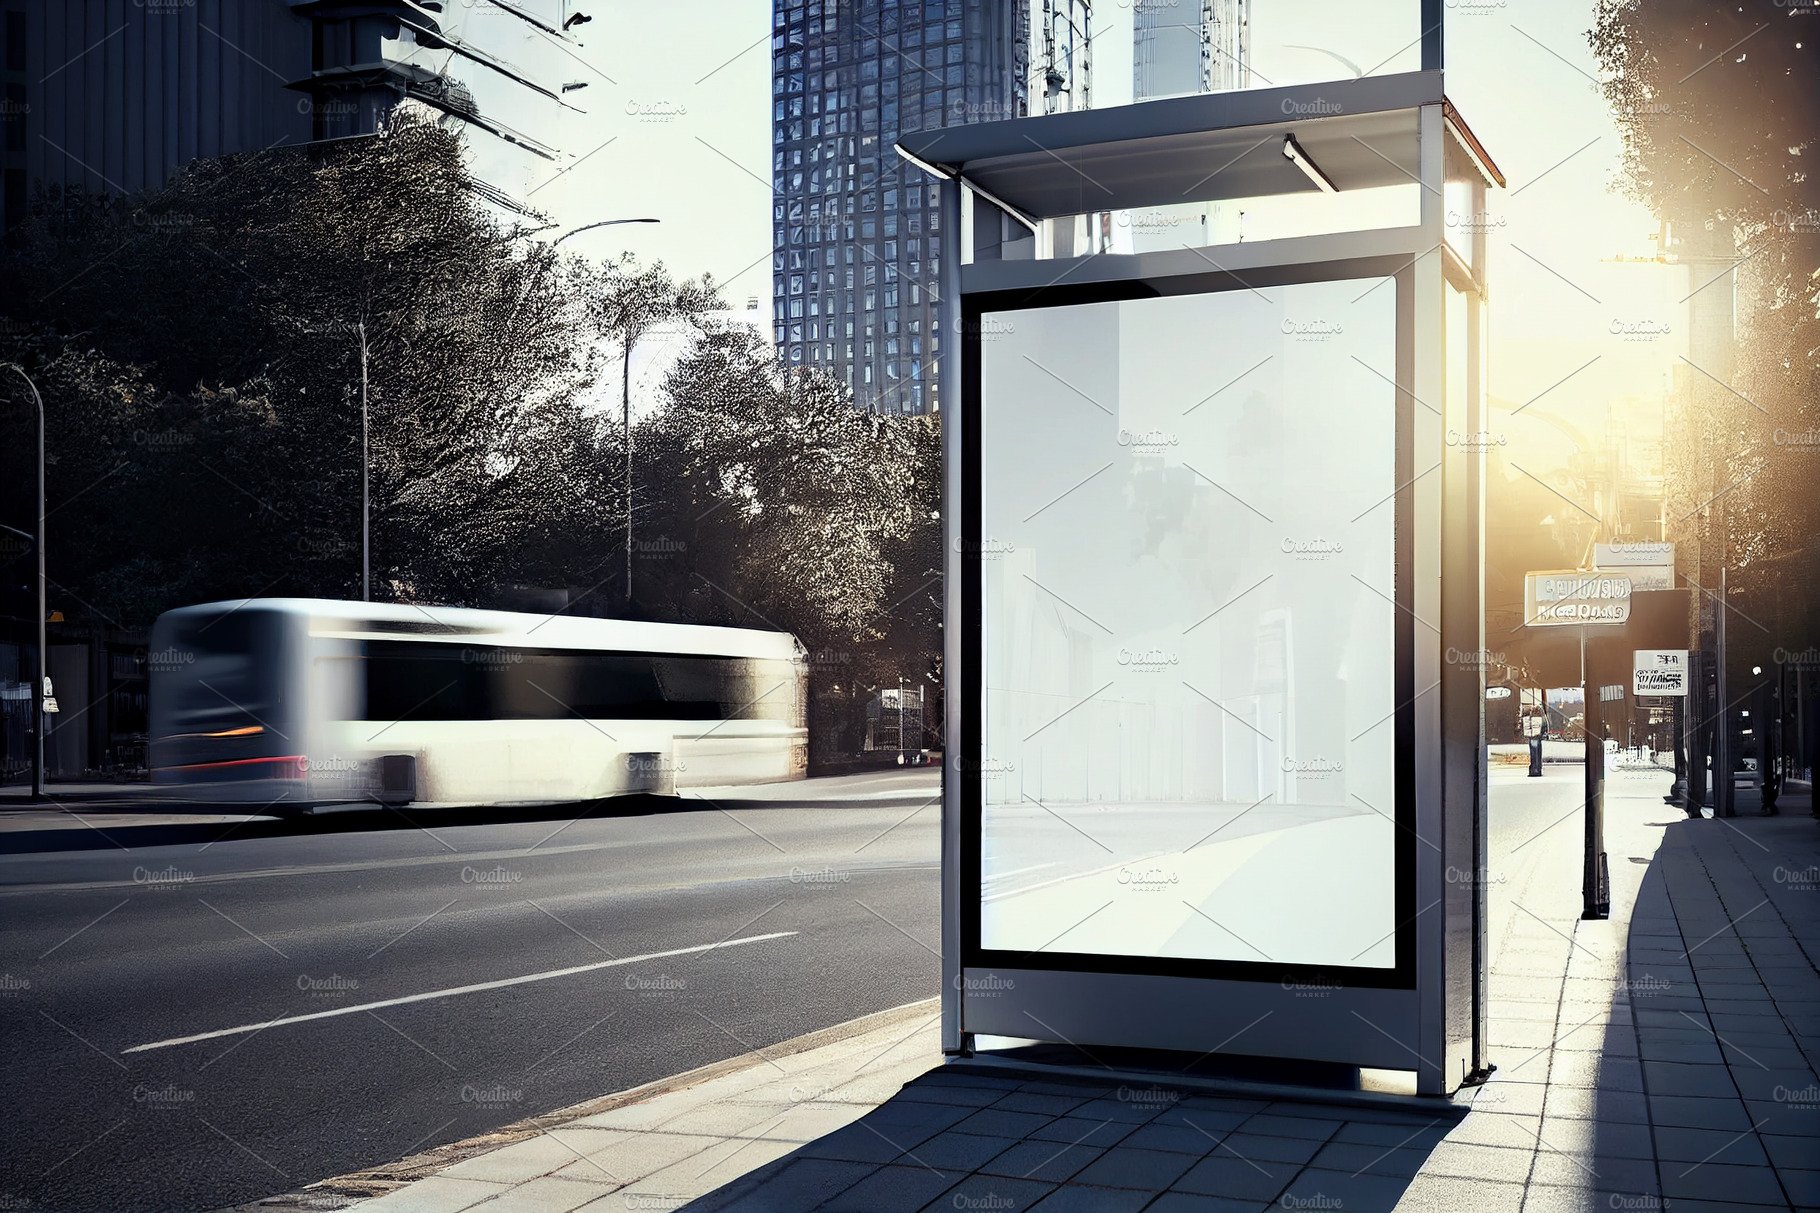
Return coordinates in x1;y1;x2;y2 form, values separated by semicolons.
149;599;807;811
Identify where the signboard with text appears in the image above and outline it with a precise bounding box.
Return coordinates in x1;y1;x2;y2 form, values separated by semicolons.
1633;649;1689;697
1524;570;1633;627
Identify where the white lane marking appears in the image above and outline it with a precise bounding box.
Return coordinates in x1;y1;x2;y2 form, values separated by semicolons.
121;931;797;1054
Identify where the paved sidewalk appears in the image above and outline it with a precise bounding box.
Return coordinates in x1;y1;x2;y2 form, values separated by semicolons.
250;768;1818;1213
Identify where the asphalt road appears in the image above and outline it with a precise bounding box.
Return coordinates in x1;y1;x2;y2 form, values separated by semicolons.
0;769;943;1213
0;762;1623;1213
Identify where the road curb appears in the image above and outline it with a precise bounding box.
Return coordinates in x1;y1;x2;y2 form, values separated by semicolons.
213;996;940;1213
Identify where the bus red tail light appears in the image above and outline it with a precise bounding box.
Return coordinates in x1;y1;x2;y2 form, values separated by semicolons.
165;755;309;779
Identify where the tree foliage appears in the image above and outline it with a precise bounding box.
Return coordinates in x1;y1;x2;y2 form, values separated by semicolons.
1591;0;1820;643
0;112;599;619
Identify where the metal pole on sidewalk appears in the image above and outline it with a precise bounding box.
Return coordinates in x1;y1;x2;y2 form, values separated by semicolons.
1583;625;1608;919
4;364;46;801
359;319;370;603
1716;562;1730;815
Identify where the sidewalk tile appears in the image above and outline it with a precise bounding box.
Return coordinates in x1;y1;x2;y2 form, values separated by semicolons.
1332;1121;1450;1149
657;1098;803;1140
1730;1045;1814;1069
1761;1132;1820;1170
1637;1038;1725;1064
900;1131;1016;1172
1014;1080;1117;1098
1068;1146;1197;1191
976;1140;1103;1184
990;1091;1090;1116
1468;1081;1548;1116
1237;1113;1344;1141
1651;1124;1770;1166
743;1101;868;1142
932;1173;1055;1211
817;1162;960;1212
852;1100;979;1142
356;1177;504;1213
1419;1141;1535;1182
1306;1142;1427;1177
1546;1052;1642;1090
895;1083;1002;1107
1443;1111;1543;1150
1704;997;1786;1018
1169;1155;1297;1202
1393;1174;1525;1213
795;1123;918;1165
1064;1096;1164;1124
1744;1095;1820;1137
1145;1195;1268;1213
1275;1167;1411;1210
1115;1123;1228;1155
721;1158;877;1209
555;1131;728;1185
633;1135;798;1199
473;1175;617;1213
1779;1167;1820;1205
949;1107;1057;1139
1215;1132;1327;1165
1534;1115;1654;1160
440;1135;592;1184
1026;1185;1161;1212
1150;1105;1255;1134
1517;1185;1657;1213
1641;1059;1740;1096
1645;1093;1752;1130
1028;1116;1140;1148
1658;1158;1792;1205
1528;1151;1654;1192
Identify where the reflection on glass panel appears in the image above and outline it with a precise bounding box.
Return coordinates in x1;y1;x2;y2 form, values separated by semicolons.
1115;185;1419;255
1070;2;1426;110
977;278;1399;968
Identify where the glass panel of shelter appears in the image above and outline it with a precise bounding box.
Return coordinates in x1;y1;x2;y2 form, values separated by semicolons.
976;273;1403;968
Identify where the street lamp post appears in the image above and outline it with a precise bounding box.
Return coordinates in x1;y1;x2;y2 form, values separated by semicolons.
550;217;660;249
359;318;370;602
550;217;660;604
3;363;46;801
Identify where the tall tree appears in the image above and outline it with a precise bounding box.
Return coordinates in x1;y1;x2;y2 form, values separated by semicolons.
0;110;596;623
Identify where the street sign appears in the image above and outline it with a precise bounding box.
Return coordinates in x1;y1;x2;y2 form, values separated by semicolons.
1524;570;1633;627
1600;684;1625;702
1486;686;1513;700
42;696;59;714
1522;715;1545;737
1633;649;1689;697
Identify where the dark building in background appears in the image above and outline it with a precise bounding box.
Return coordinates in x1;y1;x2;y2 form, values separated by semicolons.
771;0;1030;415
0;0;567;239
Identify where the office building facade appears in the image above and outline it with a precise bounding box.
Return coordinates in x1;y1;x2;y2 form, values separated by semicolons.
771;0;1030;415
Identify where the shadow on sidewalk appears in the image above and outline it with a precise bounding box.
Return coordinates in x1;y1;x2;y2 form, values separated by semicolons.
678;1067;1468;1213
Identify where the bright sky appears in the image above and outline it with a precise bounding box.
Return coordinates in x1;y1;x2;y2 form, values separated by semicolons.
428;0;1690;470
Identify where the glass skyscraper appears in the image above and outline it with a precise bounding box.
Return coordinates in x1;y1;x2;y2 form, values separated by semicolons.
771;1;1030;415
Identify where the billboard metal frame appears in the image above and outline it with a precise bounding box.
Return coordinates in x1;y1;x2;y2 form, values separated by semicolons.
907;66;1498;1096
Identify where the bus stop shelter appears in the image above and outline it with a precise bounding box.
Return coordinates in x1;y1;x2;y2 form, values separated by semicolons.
900;65;1503;1097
